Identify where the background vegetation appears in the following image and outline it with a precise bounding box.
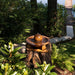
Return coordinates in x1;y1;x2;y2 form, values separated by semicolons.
0;0;66;45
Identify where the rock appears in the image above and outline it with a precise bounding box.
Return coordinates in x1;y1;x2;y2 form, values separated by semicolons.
50;36;72;44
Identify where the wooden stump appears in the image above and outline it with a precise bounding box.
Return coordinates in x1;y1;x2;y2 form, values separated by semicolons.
25;43;52;68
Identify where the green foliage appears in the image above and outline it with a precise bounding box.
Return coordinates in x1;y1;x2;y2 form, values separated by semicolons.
0;41;33;75
0;0;48;44
0;42;57;75
34;61;57;75
0;61;57;75
51;44;75;72
0;42;26;69
46;4;66;36
0;0;66;44
0;63;29;75
0;0;32;44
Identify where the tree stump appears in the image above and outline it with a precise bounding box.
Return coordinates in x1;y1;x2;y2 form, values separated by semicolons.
25;34;52;68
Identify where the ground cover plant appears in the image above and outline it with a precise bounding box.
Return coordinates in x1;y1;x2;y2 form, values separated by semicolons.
51;44;75;72
51;39;75;72
0;42;27;75
0;41;75;75
34;61;57;75
0;42;57;75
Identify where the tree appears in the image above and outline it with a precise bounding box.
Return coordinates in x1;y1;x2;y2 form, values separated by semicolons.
47;0;57;29
31;0;40;34
31;0;37;10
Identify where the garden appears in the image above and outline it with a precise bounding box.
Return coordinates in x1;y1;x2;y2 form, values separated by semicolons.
0;0;75;75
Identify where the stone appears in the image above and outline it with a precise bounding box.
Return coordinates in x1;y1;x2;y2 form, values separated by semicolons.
66;25;74;37
50;36;72;44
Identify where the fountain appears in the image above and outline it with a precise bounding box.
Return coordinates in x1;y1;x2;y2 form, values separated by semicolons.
25;33;52;68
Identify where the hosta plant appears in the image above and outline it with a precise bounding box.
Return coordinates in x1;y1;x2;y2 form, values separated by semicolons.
34;61;57;75
0;42;26;72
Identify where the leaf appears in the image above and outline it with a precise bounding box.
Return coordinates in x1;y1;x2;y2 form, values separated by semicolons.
24;29;30;33
0;49;9;56
70;54;75;57
11;71;17;75
23;69;28;75
9;15;14;18
50;72;57;75
12;47;21;54
1;47;9;53
14;53;26;60
44;64;49;71
1;64;5;70
35;70;40;75
0;73;2;75
0;56;4;62
45;65;55;74
19;54;26;59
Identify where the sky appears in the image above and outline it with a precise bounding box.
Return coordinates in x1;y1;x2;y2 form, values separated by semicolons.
37;0;75;5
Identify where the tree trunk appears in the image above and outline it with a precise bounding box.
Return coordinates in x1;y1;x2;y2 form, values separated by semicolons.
47;0;57;29
48;0;57;18
31;0;40;34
